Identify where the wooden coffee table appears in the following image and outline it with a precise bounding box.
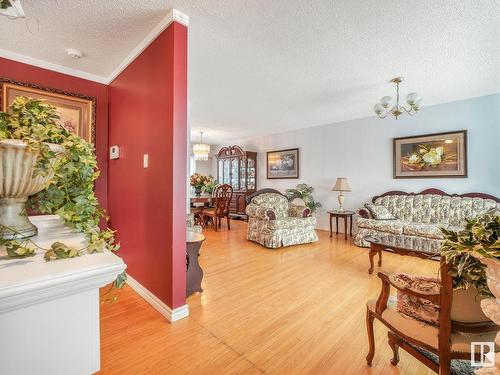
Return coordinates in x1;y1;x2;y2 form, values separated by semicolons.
364;234;440;274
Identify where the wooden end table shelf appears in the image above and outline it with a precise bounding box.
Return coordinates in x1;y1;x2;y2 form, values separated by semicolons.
328;210;355;240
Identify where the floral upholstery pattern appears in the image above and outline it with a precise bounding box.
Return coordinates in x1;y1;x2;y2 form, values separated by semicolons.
391;273;440;325
364;203;396;220
354;194;500;248
249;193;289;219
357;218;405;235
246;193;318;248
288;204;311;218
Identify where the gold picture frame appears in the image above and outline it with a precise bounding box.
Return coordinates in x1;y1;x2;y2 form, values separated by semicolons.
0;78;96;143
393;130;467;178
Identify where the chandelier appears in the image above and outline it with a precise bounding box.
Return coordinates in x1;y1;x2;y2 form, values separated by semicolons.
373;77;422;119
193;131;210;161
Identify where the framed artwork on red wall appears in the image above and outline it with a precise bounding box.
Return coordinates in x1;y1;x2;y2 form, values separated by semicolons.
0;78;96;143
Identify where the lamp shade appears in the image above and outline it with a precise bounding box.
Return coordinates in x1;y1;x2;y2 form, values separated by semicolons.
332;177;351;192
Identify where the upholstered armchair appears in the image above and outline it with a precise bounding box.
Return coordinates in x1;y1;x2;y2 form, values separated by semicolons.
245;189;318;248
366;259;498;374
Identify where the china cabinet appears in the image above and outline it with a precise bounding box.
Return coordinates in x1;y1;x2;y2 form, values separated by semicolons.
216;145;257;218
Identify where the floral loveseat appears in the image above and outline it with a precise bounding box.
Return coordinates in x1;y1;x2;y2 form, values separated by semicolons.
353;189;500;249
246;189;319;248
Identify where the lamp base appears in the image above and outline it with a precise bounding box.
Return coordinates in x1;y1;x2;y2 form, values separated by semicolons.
337;192;345;212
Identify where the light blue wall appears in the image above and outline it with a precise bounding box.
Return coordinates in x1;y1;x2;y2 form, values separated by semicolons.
226;94;500;230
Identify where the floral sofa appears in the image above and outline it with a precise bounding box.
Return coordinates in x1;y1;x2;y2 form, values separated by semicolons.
353;189;500;249
245;189;319;248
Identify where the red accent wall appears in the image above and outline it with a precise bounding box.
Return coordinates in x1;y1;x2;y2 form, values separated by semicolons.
108;22;188;309
0;57;109;209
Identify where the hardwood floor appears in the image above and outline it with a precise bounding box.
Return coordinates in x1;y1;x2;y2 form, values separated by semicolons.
98;220;438;375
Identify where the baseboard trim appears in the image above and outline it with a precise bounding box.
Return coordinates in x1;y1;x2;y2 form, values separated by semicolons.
125;275;189;323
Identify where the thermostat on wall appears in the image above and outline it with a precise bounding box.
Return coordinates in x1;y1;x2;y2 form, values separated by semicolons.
109;145;120;160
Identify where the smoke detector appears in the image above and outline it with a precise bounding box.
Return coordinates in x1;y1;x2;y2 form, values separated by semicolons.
67;48;83;59
0;0;25;19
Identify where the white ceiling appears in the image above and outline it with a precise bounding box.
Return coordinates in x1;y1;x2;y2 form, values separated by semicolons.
1;1;499;144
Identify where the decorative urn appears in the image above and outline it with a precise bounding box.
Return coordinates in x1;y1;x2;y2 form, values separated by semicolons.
0;140;64;239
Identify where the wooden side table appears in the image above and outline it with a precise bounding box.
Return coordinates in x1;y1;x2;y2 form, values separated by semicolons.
328;210;355;240
186;231;206;297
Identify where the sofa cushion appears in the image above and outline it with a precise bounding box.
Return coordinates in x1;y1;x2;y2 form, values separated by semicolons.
364;203;396;220
356;218;404;235
402;223;445;239
267;216;316;230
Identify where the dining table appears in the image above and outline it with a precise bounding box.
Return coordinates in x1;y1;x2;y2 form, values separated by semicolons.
190;193;213;204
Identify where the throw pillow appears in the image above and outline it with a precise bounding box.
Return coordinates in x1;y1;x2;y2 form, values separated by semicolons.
364;203;396;220
391;273;440;326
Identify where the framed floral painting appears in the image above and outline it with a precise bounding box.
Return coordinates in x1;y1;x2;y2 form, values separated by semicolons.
393;130;467;178
0;78;95;143
267;148;299;179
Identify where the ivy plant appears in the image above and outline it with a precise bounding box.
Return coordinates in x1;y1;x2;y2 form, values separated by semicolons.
0;97;121;275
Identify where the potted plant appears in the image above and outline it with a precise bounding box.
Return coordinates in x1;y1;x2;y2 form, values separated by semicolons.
440;209;500;344
285;183;322;213
190;173;210;196
0;96;120;265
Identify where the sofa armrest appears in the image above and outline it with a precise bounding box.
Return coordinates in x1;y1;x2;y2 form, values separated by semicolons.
358;208;372;219
288;204;311;218
245;204;276;220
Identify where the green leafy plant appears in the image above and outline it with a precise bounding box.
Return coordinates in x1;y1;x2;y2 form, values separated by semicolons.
0;96;120;262
285;183;322;213
440;209;500;297
0;0;11;10
201;176;217;194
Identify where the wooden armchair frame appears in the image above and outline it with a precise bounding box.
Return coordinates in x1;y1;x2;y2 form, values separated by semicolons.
366;259;497;374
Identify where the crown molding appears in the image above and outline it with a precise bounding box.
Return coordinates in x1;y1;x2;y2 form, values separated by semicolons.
0;8;189;85
0;48;108;84
106;8;188;84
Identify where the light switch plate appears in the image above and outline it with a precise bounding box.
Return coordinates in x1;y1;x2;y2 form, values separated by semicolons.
109;145;120;159
143;154;149;168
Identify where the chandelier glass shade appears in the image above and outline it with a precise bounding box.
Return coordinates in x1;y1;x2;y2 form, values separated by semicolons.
193;132;210;161
374;77;422;119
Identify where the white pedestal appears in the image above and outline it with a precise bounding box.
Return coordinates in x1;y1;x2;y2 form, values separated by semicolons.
0;215;126;375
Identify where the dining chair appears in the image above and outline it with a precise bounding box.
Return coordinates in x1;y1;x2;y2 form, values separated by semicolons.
203;184;233;232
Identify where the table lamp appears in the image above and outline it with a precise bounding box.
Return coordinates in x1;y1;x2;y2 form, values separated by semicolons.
332;177;351;212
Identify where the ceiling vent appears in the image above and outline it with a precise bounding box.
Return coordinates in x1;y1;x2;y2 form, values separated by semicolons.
0;0;25;19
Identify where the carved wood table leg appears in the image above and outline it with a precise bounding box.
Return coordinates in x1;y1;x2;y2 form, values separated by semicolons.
329;214;333;238
368;245;378;274
344;217;348;240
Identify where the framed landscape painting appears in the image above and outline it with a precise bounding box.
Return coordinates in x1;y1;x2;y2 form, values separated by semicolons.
267;148;299;179
393;130;467;178
0;79;95;143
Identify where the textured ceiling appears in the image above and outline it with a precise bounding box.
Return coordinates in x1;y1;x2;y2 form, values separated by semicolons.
0;1;499;143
